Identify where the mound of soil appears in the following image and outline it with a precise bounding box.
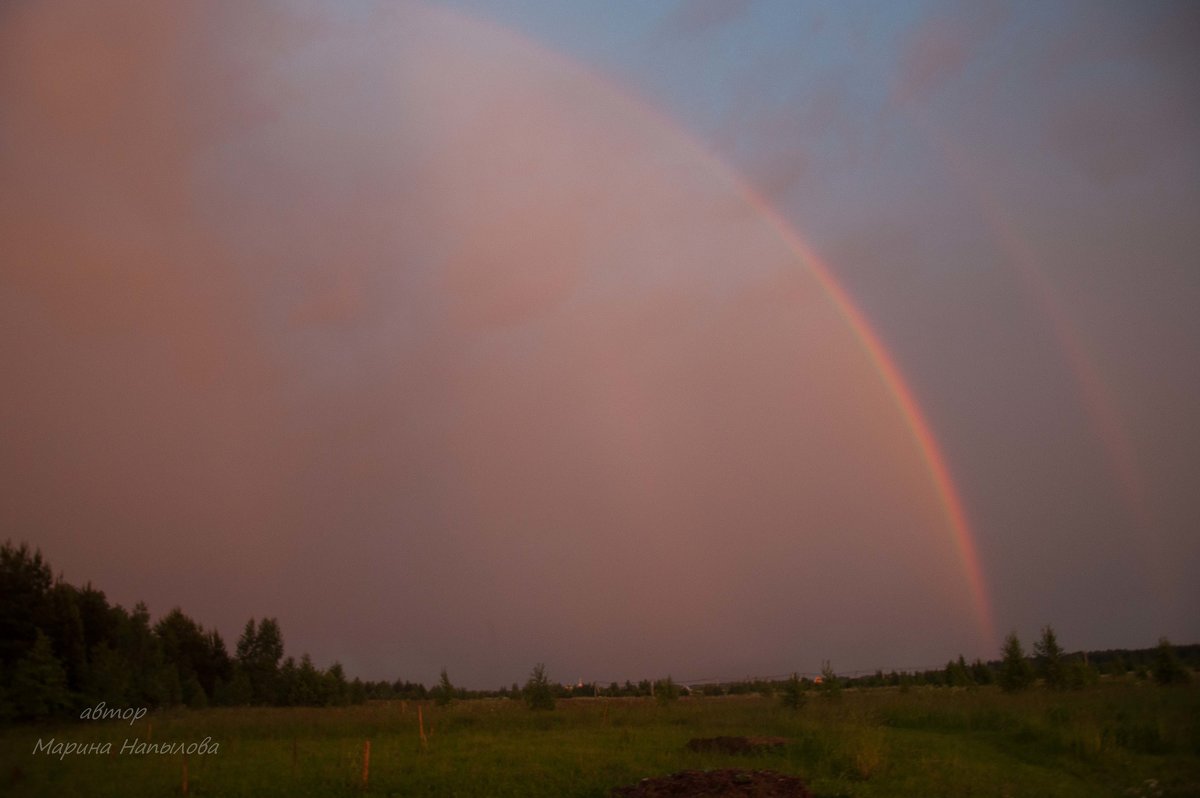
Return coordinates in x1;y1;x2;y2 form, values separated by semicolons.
686;736;790;754
611;768;811;797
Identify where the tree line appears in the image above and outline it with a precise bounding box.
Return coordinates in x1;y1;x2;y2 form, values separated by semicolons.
0;541;566;721
0;541;374;720
994;626;1192;691
3;541;1194;722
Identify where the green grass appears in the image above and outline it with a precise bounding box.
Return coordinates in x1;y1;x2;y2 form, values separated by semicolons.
3;681;1198;797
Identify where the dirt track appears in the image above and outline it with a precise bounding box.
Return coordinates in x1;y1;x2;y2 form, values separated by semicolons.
611;768;812;797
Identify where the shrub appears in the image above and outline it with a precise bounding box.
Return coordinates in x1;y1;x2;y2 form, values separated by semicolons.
1153;637;1192;685
1064;658;1098;689
654;675;680;707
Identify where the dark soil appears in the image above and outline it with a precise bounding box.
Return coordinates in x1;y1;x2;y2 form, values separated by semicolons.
685;736;790;754
611;769;812;797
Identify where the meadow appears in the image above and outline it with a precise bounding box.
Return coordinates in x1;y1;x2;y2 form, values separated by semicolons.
3;680;1198;797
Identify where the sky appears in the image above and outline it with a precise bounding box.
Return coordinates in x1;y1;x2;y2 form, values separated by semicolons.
1;0;1197;688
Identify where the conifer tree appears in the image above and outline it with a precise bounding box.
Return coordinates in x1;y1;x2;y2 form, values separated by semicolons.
945;655;974;687
236;617;284;704
9;631;70;720
524;663;556;710
1034;625;1066;689
820;660;841;698
780;672;805;710
435;668;455;706
999;631;1034;692
0;542;54;671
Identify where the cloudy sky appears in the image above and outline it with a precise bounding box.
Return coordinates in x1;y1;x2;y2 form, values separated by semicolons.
2;0;1197;687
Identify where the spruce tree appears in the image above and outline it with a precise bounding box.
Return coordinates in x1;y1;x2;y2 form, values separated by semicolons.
524;663;556;710
780;672;805;710
9;631;70;720
435;668;455;706
999;631;1034;692
945;655;974;687
0;542;54;672
1033;625;1066;689
819;660;841;698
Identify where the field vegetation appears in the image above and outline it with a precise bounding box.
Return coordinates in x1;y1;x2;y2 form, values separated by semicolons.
3;677;1198;797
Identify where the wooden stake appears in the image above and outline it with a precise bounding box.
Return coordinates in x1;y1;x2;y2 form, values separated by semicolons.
292;738;298;776
418;706;428;751
361;739;370;790
181;753;189;796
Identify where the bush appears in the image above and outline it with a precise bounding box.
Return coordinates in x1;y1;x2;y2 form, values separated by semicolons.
1153;638;1192;686
654;676;680;707
1064;658;1098;689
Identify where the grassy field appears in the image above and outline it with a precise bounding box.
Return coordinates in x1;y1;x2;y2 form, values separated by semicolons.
3;681;1198;797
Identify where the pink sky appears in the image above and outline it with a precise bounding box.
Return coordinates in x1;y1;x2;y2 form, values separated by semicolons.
3;1;1197;686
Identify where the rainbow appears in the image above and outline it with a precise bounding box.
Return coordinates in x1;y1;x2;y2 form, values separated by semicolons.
417;2;999;649
734;197;999;649
618;120;1000;648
